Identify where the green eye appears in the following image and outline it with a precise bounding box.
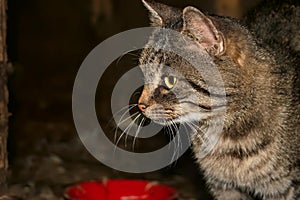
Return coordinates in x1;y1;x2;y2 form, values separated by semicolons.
164;76;177;89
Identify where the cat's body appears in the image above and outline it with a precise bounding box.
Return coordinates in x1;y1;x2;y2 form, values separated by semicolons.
245;0;300;54
138;1;299;199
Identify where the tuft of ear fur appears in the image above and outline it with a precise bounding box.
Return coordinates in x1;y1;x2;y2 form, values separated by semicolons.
142;0;181;26
182;6;225;55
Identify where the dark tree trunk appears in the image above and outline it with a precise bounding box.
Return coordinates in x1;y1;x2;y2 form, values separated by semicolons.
0;0;8;195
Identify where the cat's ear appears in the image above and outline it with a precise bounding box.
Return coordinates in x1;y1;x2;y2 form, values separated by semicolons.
182;6;225;55
142;0;181;26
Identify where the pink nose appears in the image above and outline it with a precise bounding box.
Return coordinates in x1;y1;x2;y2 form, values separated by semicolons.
138;103;148;112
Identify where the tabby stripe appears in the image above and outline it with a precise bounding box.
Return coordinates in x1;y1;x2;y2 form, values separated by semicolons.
187;80;210;96
187;80;227;98
225;138;272;159
180;100;212;110
264;185;293;199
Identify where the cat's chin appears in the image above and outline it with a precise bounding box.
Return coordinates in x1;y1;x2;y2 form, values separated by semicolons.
146;117;178;126
149;114;203;125
150;118;172;125
142;112;179;125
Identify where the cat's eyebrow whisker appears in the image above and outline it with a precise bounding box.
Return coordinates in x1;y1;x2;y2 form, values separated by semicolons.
127;52;139;58
116;49;139;66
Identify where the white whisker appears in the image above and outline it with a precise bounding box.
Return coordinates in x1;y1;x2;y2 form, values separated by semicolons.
132;117;145;151
117;112;139;129
164;123;173;150
124;114;141;148
182;123;192;144
108;104;137;127
114;107;139;143
169;120;180;164
117;113;141;148
116;50;139;66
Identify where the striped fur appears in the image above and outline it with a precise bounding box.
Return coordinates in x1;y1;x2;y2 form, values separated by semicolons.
139;1;299;199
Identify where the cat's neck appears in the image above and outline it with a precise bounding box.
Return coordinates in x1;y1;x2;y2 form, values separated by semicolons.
208;16;291;140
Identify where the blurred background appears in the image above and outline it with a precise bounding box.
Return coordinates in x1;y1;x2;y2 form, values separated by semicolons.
7;0;262;199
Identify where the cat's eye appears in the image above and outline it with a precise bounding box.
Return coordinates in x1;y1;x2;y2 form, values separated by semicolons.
164;76;177;89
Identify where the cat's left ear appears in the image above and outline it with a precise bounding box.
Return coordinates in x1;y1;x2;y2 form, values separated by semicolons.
142;0;181;26
182;6;225;56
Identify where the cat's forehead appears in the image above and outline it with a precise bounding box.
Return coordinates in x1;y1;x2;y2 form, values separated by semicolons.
139;59;167;85
139;33;184;70
138;28;217;84
140;29;212;64
139;48;183;79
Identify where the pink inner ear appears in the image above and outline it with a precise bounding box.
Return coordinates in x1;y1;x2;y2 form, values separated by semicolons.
183;7;224;55
195;19;218;46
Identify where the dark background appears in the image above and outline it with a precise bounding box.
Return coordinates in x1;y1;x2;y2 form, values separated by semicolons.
6;0;262;199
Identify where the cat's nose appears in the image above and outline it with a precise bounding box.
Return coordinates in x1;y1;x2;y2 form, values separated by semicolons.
138;102;148;112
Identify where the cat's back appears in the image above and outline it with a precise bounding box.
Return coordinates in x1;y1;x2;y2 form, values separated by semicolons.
245;0;300;54
245;0;300;165
246;0;300;117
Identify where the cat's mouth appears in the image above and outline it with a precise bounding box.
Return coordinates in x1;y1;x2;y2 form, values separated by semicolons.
140;106;205;126
140;106;181;125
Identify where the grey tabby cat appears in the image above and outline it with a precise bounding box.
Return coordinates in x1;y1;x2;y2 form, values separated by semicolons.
138;0;299;200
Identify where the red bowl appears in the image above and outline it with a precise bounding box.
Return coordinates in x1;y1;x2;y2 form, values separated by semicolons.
65;179;177;200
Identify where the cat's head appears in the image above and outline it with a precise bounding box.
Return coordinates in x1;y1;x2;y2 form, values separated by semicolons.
138;0;255;126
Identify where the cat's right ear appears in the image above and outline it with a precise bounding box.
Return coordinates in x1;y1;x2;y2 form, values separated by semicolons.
182;6;225;56
142;0;180;26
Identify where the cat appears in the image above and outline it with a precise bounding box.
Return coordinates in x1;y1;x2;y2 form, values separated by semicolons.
245;0;300;55
137;0;300;200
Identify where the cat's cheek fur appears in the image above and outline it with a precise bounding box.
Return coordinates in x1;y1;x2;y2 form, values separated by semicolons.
174;112;205;124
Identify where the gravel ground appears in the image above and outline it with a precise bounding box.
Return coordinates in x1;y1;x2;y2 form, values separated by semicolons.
7;138;211;199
